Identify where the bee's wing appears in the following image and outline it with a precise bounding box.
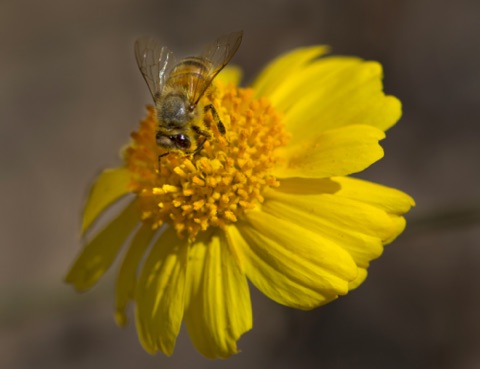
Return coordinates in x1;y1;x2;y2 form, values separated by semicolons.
191;31;243;105
134;37;174;100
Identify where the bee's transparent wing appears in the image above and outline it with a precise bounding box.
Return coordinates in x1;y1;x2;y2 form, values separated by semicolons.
134;37;174;100
191;31;243;105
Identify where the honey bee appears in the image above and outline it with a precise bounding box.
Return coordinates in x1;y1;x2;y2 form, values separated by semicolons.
134;31;243;156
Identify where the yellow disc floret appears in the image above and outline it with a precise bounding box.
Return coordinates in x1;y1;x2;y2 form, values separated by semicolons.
124;83;289;241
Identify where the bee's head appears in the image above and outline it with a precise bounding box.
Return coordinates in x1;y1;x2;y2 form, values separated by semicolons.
156;132;191;150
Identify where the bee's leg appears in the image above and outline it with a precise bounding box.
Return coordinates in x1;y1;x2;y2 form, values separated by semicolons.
158;152;169;161
192;125;211;138
204;104;226;135
191;138;207;156
189;126;211;156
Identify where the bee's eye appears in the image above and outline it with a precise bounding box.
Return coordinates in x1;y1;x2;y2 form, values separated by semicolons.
171;134;191;149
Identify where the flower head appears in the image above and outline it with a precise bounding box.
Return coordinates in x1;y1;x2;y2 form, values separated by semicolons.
125;85;289;241
66;44;414;358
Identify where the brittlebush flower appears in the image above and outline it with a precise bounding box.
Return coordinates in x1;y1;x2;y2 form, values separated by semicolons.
65;46;414;358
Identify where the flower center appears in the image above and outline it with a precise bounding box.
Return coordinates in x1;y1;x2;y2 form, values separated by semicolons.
124;82;289;241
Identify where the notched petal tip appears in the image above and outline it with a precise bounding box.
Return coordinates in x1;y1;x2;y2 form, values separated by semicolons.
230;211;358;310
185;233;252;359
332;176;415;216
134;227;188;357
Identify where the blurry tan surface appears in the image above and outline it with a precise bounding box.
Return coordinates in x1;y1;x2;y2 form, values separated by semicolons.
1;0;480;368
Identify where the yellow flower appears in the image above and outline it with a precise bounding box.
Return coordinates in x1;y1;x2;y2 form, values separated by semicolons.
65;45;414;358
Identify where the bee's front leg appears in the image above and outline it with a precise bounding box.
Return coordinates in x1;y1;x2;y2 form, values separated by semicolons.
191;125;210;156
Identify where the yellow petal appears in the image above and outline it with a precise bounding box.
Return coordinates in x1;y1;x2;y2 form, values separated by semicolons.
271;178;407;243
331;176;415;215
331;176;414;244
263;186;390;270
115;223;155;326
229;210;358;310
267;57;361;114
184;232;252;359
276;58;401;135
217;65;243;86
273;125;385;178
383;216;407;244
253;45;330;99
264;175;413;282
349;268;368;290
82;167;132;234
134;226;188;356
65;201;138;291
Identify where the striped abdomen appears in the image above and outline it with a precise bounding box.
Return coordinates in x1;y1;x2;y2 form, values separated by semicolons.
166;57;214;101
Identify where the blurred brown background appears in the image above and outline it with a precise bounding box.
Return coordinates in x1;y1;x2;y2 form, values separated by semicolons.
1;0;480;368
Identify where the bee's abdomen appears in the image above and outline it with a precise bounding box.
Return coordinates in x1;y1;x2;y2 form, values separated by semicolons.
167;57;212;90
173;57;210;73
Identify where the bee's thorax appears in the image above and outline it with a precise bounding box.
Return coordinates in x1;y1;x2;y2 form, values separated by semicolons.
157;93;197;129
